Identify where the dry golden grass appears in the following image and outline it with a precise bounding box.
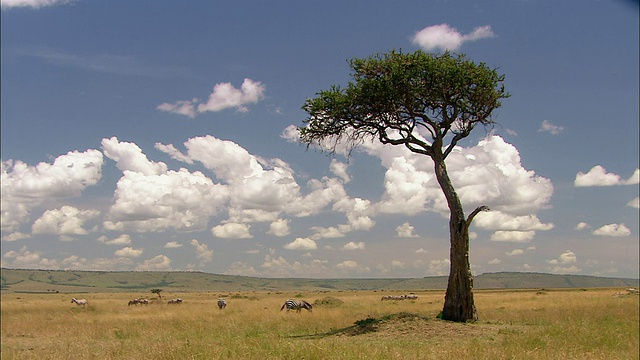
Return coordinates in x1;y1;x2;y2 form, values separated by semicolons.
1;288;638;359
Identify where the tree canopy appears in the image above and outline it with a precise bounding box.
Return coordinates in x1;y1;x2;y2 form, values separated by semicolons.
300;50;508;161
151;288;163;299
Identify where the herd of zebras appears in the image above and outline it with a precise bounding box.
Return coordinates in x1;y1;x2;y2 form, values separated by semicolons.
380;294;419;301
70;297;318;312
72;294;419;310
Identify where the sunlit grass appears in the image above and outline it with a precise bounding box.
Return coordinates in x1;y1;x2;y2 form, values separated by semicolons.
1;289;637;359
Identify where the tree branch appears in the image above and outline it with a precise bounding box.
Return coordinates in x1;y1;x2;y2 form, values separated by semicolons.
443;132;466;159
465;205;489;230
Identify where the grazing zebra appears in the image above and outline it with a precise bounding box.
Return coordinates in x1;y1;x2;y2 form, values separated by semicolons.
167;298;183;304
217;298;227;309
406;294;419;300
71;298;88;306
280;299;312;313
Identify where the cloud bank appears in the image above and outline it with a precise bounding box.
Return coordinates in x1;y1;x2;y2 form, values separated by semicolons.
0;130;589;275
1;0;72;9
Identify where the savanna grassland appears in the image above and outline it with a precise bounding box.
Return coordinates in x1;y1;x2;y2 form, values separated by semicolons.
1;288;638;360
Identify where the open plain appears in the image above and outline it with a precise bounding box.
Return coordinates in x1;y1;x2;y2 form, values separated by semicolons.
1;288;638;359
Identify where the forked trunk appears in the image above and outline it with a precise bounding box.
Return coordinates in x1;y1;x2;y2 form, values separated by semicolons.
434;159;478;322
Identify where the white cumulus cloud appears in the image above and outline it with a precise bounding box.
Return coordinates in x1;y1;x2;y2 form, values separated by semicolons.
396;222;419;238
475;211;554;231
547;250;581;273
411;24;495;51
157;78;265;116
212;223;253;239
114;246;143;258
284;237;317;250
364;135;553;218
575;222;591;231
32;206;100;235
1;231;30;242
190;239;213;266
592;223;631;237
1;150;103;232
105;168;228;233
102;137;167;175
330;159;351;183
548;250;577;265
335;260;369;274
97;234;132;246
198;78;265;113
538;120;565;135
156;99;198;118
343;241;365;250
506;249;524;256
575;165;639;187
427;259;450;276
267;219;291;237
135;255;171;271
627;169;640;185
490;231;536;243
3;246;42;268
157;135;347;221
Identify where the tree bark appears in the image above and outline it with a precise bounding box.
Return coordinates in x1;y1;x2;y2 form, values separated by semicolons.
434;159;478;322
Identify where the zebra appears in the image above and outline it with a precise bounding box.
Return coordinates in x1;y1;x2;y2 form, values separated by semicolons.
167;298;183;304
280;299;312;313
217;298;227;309
71;298;88;306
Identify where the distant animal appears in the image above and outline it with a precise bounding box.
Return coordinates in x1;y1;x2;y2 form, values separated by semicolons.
280;299;312;313
217;298;227;309
71;298;88;306
381;295;407;301
167;298;183;304
128;298;149;306
406;294;419;300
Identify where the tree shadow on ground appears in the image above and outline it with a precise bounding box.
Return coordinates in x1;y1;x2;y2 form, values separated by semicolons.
287;312;431;339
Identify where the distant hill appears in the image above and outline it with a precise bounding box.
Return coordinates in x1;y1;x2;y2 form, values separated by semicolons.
1;268;637;294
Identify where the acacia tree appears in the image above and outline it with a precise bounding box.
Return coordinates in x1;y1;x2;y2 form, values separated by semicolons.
151;288;163;299
299;50;509;322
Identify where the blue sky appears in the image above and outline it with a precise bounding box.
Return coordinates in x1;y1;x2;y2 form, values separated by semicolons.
1;0;638;279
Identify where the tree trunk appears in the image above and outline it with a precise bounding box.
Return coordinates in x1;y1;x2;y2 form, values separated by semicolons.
442;224;478;322
434;159;478;322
